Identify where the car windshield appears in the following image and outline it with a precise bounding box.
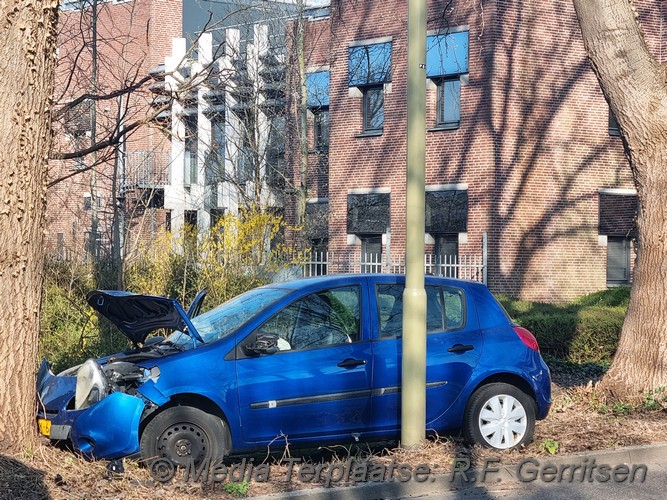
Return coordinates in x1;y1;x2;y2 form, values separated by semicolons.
163;287;290;348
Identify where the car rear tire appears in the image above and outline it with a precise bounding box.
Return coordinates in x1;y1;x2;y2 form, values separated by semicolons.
463;383;535;450
140;405;229;468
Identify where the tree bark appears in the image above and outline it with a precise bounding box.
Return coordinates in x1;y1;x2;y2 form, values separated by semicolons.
573;0;667;398
0;1;59;452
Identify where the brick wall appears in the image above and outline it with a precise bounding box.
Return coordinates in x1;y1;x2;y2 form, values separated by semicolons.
286;0;663;301
47;0;181;261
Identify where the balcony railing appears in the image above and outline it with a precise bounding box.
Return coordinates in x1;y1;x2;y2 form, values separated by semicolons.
125;151;170;188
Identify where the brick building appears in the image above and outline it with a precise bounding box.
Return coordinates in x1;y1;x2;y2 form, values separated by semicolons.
286;0;661;301
47;0;297;263
47;0;181;262
46;0;659;301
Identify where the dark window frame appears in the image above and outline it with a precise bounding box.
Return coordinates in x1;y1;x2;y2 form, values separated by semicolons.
426;30;468;132
606;237;631;286
434;234;459;278
361;235;383;273
362;85;384;134
313;107;330;150
436;77;461;129
608;108;621;137
347;192;390;235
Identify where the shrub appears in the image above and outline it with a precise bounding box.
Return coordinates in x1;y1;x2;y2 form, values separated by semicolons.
498;288;629;364
40;260;129;374
40;208;294;371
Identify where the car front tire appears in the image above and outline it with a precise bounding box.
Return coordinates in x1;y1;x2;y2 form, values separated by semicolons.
464;383;536;450
140;405;229;468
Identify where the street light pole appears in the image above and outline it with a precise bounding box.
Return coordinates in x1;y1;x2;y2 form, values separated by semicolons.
401;0;427;448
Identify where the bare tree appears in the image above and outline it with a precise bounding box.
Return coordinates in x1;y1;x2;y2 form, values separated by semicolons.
0;0;58;452
573;0;667;398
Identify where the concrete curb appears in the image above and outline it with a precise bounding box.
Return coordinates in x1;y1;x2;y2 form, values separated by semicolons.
249;443;667;500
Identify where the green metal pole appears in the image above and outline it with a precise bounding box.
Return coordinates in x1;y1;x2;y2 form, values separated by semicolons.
402;0;427;448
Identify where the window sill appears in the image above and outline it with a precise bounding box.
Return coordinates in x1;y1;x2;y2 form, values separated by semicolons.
355;131;383;138
428;123;460;132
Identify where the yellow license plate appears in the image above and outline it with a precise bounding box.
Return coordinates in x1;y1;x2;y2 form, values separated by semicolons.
38;418;51;437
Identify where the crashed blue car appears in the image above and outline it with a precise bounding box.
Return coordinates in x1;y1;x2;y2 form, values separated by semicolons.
37;275;551;464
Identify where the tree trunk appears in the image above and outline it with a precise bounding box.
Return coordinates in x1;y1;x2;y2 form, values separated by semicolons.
296;0;309;232
0;1;59;452
573;0;667;398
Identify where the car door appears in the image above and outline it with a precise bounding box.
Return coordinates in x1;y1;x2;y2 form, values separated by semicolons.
236;283;373;442
370;279;482;431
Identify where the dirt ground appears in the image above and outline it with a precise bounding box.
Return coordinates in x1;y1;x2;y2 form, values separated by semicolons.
3;367;667;500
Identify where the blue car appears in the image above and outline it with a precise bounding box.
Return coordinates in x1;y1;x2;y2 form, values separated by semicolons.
36;275;551;464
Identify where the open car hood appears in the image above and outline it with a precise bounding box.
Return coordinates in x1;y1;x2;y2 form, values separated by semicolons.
87;290;205;346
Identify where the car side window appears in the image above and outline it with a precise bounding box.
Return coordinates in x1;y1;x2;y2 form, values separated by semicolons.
443;287;465;329
377;284;403;338
376;284;465;338
258;286;361;351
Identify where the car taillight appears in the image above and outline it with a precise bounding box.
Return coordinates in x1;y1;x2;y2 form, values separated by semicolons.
514;326;539;352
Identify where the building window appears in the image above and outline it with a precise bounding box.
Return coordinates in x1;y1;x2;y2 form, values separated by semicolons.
425;189;468;233
183;114;198;186
361;235;382;273
426;188;467;277
184;210;198;229
305;200;329;245
137;188;164;209
347;192;389;273
599;191;637;286
347;192;390;235
83;193;101;211
436;78;461;128
348;42;392;87
362;86;384;133
237;136;254;185
306;70;330;150
204;114;225;184
266;115;286;188
608;108;620;136
313;109;329;150
607;237;630;285
304;200;329;276
349;41;391;135
427;30;468;130
434;234;459;278
306;71;330;108
210;208;225;243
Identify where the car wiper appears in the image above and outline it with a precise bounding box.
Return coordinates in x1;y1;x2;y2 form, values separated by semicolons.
159;340;185;352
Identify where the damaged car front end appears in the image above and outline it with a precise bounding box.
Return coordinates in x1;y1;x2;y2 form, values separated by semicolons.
36;289;206;459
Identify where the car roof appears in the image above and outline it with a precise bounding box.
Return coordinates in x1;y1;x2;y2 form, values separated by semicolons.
265;273;486;291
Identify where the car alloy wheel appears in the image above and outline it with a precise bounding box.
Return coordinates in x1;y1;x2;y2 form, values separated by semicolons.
464;382;536;450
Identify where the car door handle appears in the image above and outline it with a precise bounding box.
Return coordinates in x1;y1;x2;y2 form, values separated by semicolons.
447;344;475;353
337;358;367;369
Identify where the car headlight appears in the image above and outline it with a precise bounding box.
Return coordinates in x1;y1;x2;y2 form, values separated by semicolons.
75;359;109;410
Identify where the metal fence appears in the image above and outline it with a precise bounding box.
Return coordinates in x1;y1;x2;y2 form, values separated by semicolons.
299;234;488;284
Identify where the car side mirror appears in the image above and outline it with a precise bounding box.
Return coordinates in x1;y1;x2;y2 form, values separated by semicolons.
244;333;280;356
